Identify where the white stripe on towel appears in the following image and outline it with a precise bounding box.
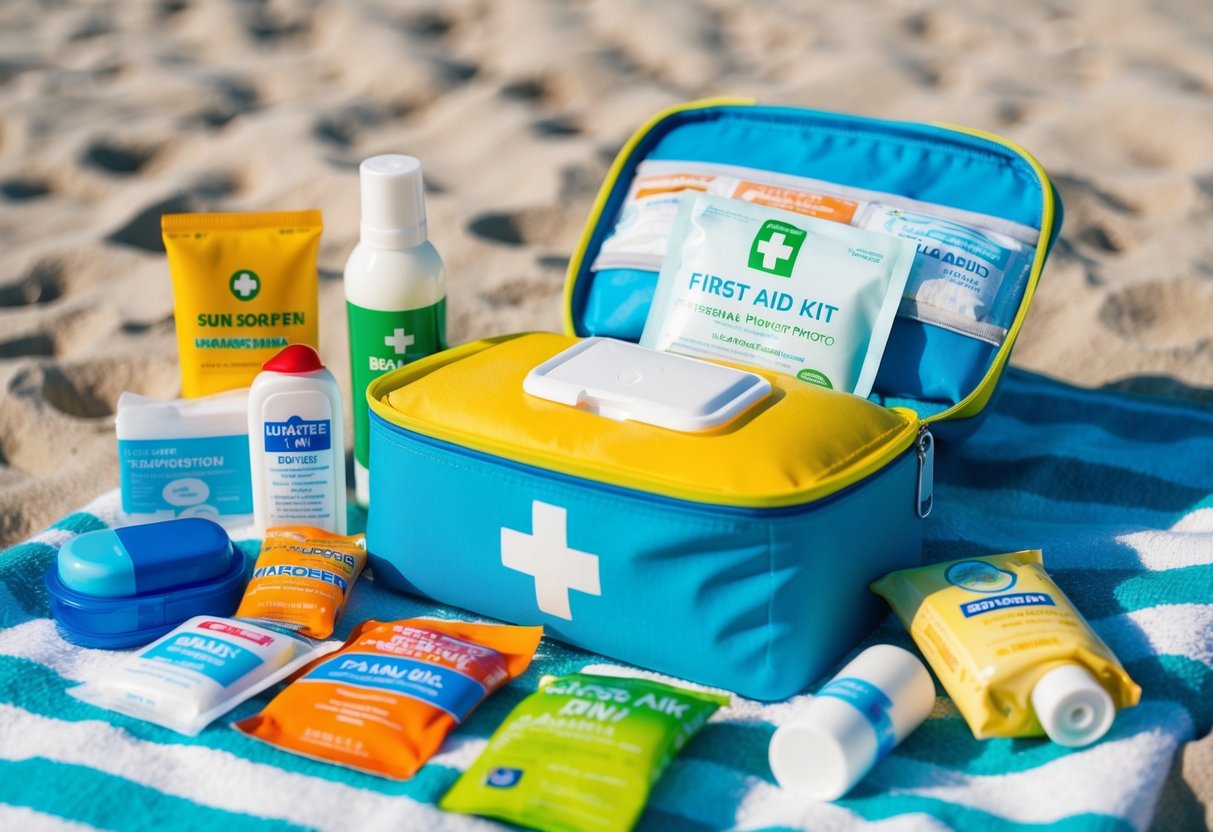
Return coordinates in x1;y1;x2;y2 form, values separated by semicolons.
0;805;101;832
1093;603;1213;668
866;707;1188;831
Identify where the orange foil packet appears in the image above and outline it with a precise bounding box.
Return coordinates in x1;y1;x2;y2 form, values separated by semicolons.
235;527;367;639
729;180;860;223
233;618;543;779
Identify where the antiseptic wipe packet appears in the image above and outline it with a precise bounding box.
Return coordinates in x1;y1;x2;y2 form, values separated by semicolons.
640;194;916;397
860;205;1032;323
441;672;728;832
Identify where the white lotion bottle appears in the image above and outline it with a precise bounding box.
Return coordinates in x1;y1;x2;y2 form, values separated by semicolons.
344;155;445;508
769;644;935;800
248;344;347;534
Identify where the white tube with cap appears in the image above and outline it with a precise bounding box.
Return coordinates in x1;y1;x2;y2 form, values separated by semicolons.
344;155;446;508
769;644;935;801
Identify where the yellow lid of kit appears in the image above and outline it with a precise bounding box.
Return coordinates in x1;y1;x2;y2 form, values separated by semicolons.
370;333;920;509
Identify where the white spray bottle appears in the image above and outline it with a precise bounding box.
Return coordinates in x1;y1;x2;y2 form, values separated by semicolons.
248;344;347;534
344;155;446;508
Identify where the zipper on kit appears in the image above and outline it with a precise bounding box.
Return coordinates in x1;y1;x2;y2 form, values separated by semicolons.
916;426;935;519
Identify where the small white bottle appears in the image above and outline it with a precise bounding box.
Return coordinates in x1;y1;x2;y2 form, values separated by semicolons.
345;154;445;508
769;644;935;800
248;344;347;534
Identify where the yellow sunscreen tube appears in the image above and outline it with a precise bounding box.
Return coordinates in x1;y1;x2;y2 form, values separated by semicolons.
871;550;1140;747
163;211;322;397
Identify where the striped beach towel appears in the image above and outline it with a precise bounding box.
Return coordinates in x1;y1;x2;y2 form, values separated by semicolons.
1;367;1209;831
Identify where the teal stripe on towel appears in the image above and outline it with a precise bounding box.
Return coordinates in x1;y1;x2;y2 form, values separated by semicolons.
935;454;1210;514
635;808;721;832
967;416;1213;487
0;758;313;832
1001;564;1213;623
996;385;1213;443
0;542;55;624
929;482;1210;532
0;512;106;624
1129;654;1212;732
677;721;778;782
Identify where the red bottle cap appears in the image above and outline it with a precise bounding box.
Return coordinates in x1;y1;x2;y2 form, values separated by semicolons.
261;344;325;373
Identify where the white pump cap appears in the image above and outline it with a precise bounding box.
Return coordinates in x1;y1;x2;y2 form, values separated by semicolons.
769;644;935;801
359;154;428;250
1031;663;1114;747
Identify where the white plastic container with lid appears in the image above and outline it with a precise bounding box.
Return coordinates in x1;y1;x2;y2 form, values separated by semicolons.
769;644;935;801
115;389;253;529
524;337;771;431
345;154;446;509
248;344;347;534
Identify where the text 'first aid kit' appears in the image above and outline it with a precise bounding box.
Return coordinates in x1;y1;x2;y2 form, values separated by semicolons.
363;101;1062;700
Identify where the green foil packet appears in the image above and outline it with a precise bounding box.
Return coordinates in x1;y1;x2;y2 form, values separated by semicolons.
440;671;729;832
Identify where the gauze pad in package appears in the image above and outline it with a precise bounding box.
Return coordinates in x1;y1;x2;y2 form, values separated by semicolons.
441;671;728;832
641;193;916;397
69;616;336;736
860;205;1031;323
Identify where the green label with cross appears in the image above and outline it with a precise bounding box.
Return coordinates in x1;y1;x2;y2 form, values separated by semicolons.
229;269;262;301
347;298;447;470
748;220;806;277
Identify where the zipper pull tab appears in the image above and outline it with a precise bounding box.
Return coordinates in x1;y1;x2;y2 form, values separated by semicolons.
916;427;934;519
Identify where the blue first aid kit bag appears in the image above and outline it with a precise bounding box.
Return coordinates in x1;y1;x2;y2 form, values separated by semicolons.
364;100;1063;700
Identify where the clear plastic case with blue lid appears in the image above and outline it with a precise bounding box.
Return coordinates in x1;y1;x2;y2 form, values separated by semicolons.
45;518;248;649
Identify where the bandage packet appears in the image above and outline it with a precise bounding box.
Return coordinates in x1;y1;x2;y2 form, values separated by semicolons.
592;160;864;272
235;526;366;639
69;616;337;736
640;193;916;398
233;618;543;779
860;205;1033;324
441;671;728;832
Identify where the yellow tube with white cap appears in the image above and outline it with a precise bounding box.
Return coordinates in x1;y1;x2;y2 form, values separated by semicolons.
871;550;1140;747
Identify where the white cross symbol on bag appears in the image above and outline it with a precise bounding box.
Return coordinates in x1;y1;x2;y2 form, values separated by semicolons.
385;328;415;355
501;501;601;620
756;231;794;270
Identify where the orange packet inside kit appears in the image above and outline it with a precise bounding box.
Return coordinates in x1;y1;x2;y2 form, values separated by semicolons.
233;618;543;779
235;527;367;639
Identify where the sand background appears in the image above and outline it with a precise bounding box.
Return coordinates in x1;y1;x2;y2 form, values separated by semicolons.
0;0;1209;825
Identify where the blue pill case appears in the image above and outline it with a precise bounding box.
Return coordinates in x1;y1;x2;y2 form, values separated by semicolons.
46;519;247;649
